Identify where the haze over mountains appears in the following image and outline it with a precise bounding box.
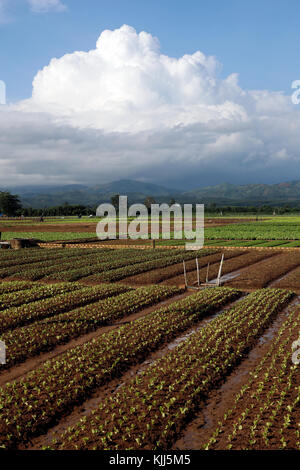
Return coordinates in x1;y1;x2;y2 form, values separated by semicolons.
4;180;300;209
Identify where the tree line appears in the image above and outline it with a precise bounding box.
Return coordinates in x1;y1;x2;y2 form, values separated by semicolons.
1;190;300;217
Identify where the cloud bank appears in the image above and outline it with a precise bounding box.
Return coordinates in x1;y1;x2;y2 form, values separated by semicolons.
1;25;300;188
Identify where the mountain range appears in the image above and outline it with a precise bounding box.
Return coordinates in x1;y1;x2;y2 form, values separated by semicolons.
4;180;300;208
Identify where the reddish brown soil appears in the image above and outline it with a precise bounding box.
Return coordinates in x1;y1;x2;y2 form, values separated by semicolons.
271;264;300;290
118;251;243;286
226;251;300;289
162;250;279;286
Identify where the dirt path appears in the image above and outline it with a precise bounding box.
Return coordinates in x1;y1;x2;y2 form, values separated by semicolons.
173;296;299;450
0;291;190;388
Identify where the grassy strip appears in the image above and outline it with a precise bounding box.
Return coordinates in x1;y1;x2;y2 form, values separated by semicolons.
1;232;95;241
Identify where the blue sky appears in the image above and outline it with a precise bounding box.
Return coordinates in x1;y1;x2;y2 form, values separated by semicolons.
1;0;300;102
1;0;300;189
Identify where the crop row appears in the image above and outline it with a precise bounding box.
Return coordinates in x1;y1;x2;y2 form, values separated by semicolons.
0;247;106;270
84;250;216;283
204;304;300;450
205;222;300;241
0;283;131;333
0;283;81;311
1;285;183;369
1;231;97;242
227;252;300;288
49;289;293;450
3;248;180;282
42;249;179;282
0;248;110;278
0;250;105;279
0;248;138;280
0;281;36;295
0;287;240;449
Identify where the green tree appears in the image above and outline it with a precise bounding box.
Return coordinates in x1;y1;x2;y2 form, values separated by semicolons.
0;191;22;216
110;194;120;211
144;196;156;213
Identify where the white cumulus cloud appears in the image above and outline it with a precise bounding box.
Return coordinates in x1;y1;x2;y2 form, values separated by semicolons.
2;24;300;188
24;25;249;132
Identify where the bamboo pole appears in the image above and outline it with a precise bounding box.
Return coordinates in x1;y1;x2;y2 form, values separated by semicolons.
183;260;187;287
196;258;200;287
217;254;224;287
206;262;210;283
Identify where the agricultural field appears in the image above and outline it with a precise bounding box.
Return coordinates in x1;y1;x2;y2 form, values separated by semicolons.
0;218;299;451
3;214;300;247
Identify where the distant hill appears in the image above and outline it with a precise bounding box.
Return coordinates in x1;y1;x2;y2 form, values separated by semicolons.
182;181;300;206
4;180;300;208
5;180;181;209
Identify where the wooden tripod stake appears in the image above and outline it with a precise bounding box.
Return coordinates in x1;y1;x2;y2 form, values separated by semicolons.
183;260;187;288
206;262;210;283
196;258;200;287
217;254;224;287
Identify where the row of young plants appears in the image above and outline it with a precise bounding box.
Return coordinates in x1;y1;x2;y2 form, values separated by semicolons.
0;248;109;278
0;250;99;279
42;249;179;282
0;281;36;295
0;283;132;333
3;248;181;282
85;250;217;283
1;248;134;280
203;304;300;450
1;285;183;369
0;287;240;449
228;252;300;289
0;283;82;311
0;247;105;270
205;222;300;240
0;248;69;263
49;288;293;450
